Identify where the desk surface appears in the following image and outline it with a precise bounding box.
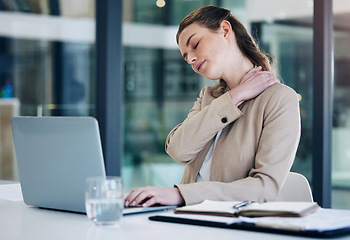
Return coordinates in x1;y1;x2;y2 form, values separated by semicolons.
1;184;350;240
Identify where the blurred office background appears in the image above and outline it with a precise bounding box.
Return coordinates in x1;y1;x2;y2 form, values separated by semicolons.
0;0;349;209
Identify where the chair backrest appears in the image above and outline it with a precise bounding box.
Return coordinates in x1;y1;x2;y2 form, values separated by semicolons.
276;172;314;202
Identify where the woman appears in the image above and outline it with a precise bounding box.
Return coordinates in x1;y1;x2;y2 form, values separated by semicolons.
125;6;300;207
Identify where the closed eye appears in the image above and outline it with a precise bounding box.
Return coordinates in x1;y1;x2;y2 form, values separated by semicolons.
194;41;199;49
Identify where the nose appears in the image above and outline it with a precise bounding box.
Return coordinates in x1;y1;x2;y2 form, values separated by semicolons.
187;53;197;65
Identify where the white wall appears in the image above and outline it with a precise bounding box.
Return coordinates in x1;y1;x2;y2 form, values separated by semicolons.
247;0;350;22
0;12;178;50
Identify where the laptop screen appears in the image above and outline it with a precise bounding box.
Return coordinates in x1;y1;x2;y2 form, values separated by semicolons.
11;116;106;213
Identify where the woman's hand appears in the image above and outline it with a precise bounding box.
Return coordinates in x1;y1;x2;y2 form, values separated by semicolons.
124;186;185;207
229;66;279;106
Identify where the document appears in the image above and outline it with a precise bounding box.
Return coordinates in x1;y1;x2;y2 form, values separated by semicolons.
175;200;319;217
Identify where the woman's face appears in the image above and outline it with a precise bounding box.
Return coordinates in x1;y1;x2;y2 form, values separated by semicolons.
178;22;232;80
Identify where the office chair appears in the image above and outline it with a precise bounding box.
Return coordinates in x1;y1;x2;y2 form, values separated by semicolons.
276;172;314;202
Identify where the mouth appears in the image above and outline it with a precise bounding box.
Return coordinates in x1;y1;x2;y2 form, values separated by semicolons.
196;60;206;72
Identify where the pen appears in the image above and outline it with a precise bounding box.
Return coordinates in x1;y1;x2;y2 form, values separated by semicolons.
233;200;254;209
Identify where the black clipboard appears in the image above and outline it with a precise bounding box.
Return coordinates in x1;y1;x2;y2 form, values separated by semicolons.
149;209;350;238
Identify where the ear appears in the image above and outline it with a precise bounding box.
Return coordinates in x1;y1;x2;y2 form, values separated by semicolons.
220;20;233;39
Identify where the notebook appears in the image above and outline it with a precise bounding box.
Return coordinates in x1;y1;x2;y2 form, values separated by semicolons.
174;200;319;217
11;116;175;215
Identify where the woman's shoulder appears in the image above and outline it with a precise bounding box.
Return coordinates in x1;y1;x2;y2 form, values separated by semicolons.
260;83;299;102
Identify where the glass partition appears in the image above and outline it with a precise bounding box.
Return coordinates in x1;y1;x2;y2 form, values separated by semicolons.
121;0;218;190
0;0;95;180
259;23;313;180
332;0;350;209
121;0;315;193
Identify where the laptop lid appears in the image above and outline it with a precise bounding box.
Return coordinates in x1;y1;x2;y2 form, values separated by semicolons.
11;116;106;213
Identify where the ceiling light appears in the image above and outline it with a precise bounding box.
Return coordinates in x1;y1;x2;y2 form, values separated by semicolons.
156;0;166;8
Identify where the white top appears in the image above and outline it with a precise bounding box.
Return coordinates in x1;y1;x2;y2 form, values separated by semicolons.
196;130;223;182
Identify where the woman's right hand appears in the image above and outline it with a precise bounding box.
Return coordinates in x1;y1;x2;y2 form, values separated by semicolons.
124;186;184;208
229;66;279;106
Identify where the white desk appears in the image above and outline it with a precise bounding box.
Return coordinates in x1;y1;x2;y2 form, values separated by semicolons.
1;185;350;240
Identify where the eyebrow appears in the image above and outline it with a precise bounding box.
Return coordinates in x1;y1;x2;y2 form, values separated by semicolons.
182;34;196;60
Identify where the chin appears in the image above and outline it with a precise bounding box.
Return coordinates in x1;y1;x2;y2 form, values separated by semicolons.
202;73;221;81
201;70;221;80
208;76;220;81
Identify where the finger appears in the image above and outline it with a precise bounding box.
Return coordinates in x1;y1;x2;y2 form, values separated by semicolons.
124;188;143;207
242;67;265;81
266;76;279;86
261;72;278;81
272;76;280;83
253;72;276;82
249;66;262;72
133;188;153;206
142;197;158;208
124;189;136;206
255;71;273;77
246;66;262;77
241;71;259;83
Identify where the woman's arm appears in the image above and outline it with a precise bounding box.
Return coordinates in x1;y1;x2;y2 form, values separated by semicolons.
125;69;282;207
165;88;242;164
229;66;279;106
166;67;277;165
176;85;301;205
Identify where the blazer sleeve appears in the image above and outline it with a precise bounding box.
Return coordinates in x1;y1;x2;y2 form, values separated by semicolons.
165;87;243;165
175;85;301;205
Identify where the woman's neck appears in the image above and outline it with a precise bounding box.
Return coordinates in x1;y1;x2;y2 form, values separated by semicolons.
223;55;254;90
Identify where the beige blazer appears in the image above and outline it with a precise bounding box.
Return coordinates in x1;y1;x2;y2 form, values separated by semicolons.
165;83;301;205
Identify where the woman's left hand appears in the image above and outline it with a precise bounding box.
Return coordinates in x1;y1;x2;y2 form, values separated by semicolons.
124;186;185;207
229;67;279;106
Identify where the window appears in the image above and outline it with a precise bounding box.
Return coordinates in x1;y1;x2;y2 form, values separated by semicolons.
332;0;350;209
0;0;95;180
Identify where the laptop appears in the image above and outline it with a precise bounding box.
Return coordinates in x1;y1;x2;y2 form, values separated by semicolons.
11;116;175;215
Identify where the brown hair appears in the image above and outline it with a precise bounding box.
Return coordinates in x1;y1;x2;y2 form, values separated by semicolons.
177;6;275;97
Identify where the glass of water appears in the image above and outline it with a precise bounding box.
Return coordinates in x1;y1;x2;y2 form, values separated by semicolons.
85;176;124;226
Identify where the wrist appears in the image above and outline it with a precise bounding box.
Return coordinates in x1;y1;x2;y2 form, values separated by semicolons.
174;186;185;206
229;89;243;107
